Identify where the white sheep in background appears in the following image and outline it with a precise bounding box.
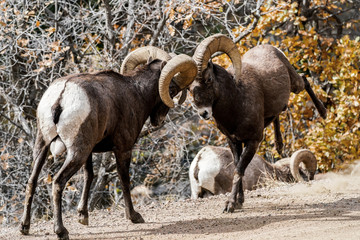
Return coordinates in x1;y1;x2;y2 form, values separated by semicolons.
189;146;317;199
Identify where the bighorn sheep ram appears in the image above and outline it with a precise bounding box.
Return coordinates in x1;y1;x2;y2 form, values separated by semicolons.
20;47;197;240
189;146;317;199
173;34;326;212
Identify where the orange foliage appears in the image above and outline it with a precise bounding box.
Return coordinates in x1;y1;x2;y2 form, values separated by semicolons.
207;1;359;171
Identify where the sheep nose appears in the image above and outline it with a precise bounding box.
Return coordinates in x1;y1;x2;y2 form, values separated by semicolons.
200;111;209;120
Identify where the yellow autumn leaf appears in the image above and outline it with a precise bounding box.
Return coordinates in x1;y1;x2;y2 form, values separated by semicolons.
67;186;77;191
1;153;8;161
45;174;52;184
46;27;55;33
168;25;175;36
1;161;9;170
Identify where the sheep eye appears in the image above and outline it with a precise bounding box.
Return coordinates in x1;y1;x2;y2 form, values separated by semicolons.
194;95;201;102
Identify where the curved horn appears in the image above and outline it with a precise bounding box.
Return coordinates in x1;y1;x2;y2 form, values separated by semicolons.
193;34;242;82
159;54;197;108
120;46;171;75
290;149;317;182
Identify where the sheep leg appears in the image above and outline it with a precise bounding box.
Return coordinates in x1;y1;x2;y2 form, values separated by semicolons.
20;131;49;235
273;116;284;155
77;154;94;225
223;171;242;213
302;76;327;119
224;140;259;213
227;139;243;208
264;116;283;155
227;139;242;165
114;150;145;224
224;140;243;212
52;148;91;240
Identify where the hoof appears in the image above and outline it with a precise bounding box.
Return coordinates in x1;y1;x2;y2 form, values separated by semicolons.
130;212;145;224
55;227;69;240
57;232;70;240
57;231;69;240
223;201;235;213
20;224;30;235
235;202;243;209
78;217;89;225
78;212;89;225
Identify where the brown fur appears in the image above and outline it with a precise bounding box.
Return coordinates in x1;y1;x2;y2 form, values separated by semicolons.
213;147;234;194
20;60;182;239
190;44;326;213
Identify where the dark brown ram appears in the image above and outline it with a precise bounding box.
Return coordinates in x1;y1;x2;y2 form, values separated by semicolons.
177;34;326;212
20;47;197;240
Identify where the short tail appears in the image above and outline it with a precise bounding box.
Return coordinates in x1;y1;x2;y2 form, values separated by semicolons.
50;137;66;157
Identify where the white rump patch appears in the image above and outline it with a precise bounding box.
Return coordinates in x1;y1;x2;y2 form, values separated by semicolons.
37;80;67;144
56;82;91;147
197;147;222;193
189;150;202;199
37;80;91;148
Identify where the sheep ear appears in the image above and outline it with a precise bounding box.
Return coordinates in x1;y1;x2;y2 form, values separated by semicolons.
207;60;214;69
203;61;215;84
160;61;166;71
148;59;167;72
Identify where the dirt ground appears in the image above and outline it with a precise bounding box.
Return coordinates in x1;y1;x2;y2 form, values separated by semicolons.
2;164;360;240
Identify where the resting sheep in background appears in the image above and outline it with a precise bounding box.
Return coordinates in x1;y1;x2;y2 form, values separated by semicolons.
20;47;198;240
189;146;317;199
181;34;326;212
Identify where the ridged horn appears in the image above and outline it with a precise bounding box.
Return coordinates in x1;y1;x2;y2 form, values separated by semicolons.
120;46;171;75
159;54;197;108
290;149;317;182
193;34;242;82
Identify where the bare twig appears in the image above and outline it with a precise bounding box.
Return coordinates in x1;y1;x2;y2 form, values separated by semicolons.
0;86;32;137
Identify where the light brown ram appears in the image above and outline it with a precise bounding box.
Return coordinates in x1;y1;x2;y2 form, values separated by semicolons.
189;146;317;199
20;47;197;240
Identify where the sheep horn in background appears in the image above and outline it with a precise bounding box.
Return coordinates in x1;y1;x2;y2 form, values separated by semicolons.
290;149;317;181
120;46;171;75
159;54;197;108
193;34;242;82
